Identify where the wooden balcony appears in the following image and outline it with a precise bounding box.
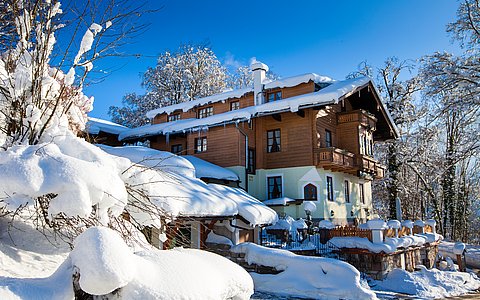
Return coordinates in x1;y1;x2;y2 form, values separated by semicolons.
337;109;377;129
314;148;385;179
356;155;385;179
314;147;356;174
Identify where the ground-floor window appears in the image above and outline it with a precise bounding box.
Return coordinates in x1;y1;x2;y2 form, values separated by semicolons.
303;183;318;200
326;176;334;201
359;183;365;204
267;176;283;199
171;144;183;154
344;180;350;203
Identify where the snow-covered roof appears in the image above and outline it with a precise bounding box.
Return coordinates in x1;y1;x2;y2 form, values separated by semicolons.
120;77;371;141
263;73;334;90
96;145;274;225
207;184;278;226
146;88;253;118
183;155;239;181
86;117;128;135
97;145;196;178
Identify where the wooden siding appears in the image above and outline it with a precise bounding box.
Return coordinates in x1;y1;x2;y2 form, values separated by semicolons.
315;105;340;148
150;134;188;155
187;125;241;167
337;120;360;154
146;80;389;180
256;110;314;169
265;82;315;99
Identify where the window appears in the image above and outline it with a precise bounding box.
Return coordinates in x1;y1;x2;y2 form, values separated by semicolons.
267;176;282;199
359;183;365;204
168;113;181;122
267;129;281;153
325;129;332;147
344;180;350;203
267;91;282;102
304;183;318;200
194;137;207;153
171;144;183;155
230;101;240;111
247;148;255;174
326;176;334;201
198;107;213;119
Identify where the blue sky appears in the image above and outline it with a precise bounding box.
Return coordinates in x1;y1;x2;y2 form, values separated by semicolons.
85;0;461;120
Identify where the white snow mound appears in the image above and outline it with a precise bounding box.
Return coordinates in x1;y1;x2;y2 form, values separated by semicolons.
70;227;135;295
232;242;377;300
0;226;254;299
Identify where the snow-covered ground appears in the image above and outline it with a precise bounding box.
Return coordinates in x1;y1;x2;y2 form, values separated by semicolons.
439;241;480;269
371;265;480;299
0;225;253;299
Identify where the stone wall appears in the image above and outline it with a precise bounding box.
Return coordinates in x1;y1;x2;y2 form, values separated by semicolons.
337;243;439;280
205;242;281;274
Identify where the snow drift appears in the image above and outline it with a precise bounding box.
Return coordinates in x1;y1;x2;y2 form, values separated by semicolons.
372;265;480;298
231;242;377;300
0;227;254;299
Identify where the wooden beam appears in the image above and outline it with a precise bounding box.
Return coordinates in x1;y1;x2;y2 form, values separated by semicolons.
296;110;305;118
272;114;282;122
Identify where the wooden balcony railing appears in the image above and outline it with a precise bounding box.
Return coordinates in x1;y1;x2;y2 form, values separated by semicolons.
337;109;377;129
356;155;385;179
314;147;356;173
314;148;385;179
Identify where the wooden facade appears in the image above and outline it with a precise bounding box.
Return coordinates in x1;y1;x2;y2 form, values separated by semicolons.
148;80;388;181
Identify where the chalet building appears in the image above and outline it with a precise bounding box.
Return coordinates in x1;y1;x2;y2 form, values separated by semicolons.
120;61;398;225
85;117;128;146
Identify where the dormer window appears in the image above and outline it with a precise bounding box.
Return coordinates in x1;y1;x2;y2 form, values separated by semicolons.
168;113;181;122
266;91;282;102
198;107;213;119
230;101;240;111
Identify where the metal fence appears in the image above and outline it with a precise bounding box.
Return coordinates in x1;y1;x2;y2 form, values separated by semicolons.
260;228;342;259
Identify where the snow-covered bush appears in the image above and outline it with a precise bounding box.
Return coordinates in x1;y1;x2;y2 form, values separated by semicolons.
0;1;98;148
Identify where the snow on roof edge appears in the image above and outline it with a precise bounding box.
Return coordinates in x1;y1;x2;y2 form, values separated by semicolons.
86;117;128;135
264;73;334;90
120;77;371;141
146;88;253;119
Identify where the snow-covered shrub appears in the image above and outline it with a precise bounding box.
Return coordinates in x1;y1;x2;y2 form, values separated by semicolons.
0;1;99;148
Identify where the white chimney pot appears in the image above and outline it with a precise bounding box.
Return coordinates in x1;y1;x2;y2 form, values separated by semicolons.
250;61;269;105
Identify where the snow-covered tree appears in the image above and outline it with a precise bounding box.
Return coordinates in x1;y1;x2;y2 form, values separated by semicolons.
348;59;424;220
229;64;279;89
418;0;480;241
109;45;229;127
0;0;160;245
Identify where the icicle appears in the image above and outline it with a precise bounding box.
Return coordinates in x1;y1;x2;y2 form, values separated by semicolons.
166;132;170;145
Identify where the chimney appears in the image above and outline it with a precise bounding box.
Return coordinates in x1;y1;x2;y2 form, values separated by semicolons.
250;61;269;105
